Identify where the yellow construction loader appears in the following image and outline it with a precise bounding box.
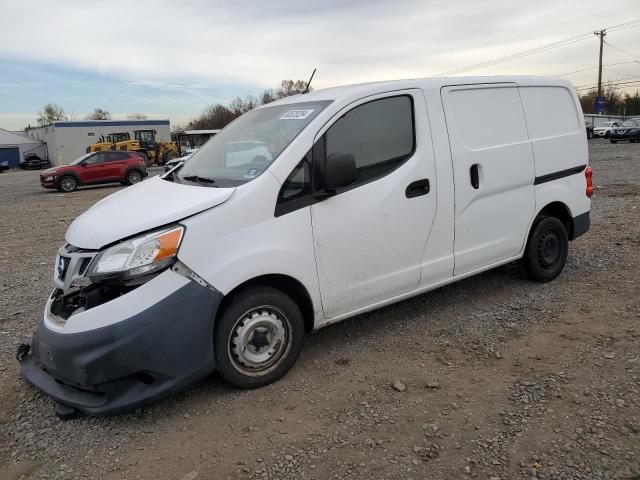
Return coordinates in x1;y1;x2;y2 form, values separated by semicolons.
114;129;179;166
86;132;131;153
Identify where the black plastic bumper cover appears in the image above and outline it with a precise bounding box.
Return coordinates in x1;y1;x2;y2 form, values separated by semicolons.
18;279;223;416
571;211;590;240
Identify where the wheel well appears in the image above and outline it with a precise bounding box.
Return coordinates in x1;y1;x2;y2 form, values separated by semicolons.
219;274;315;332
537;202;574;239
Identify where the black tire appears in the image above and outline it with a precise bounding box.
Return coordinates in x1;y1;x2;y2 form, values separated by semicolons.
162;150;179;164
57;175;78;193
126;169;143;185
611;140;617;144
138;152;151;167
214;286;305;389
604;132;610;139
522;216;568;282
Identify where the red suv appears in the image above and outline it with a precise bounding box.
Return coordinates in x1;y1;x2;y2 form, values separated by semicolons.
40;151;148;192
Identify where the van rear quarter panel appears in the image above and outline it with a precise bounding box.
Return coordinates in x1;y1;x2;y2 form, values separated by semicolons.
519;86;587;177
519;85;590;218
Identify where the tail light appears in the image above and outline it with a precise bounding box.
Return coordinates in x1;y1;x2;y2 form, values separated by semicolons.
585;166;593;198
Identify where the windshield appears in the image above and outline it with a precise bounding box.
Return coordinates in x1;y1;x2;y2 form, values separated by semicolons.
622;120;639;127
177;100;331;187
68;152;93;165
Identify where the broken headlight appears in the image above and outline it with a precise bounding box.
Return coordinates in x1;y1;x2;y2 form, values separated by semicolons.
87;225;184;281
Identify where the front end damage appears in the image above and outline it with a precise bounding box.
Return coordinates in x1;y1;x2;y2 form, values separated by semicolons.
17;243;222;417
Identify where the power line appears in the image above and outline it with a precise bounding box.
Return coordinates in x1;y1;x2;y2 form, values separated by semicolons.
435;19;640;77
436;34;592;76
555;61;637;77
603;67;638;78
574;78;640;92
603;40;640;60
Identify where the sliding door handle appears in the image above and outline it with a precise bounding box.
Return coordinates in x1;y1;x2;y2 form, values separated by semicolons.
470;164;480;189
405;179;430;198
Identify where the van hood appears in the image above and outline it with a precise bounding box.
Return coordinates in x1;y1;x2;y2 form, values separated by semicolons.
65;176;235;249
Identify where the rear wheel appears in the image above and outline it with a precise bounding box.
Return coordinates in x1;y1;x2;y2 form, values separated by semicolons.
214;286;305;389
57;175;78;193
522;216;568;282
126;169;143;185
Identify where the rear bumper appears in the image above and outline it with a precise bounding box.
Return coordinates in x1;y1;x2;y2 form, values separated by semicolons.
19;275;223;416
571;211;590;240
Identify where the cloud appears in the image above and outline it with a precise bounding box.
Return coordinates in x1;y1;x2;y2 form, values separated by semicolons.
1;0;638;89
0;0;638;129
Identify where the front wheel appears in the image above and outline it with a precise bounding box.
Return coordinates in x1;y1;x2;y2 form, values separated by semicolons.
126;169;143;185
214;286;305;389
522;216;568;282
57;175;78;193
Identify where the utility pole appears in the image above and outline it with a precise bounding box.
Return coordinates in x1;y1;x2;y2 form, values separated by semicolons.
595;29;606;97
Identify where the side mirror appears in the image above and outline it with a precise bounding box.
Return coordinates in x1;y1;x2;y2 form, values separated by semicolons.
323;152;357;191
80;162;88;167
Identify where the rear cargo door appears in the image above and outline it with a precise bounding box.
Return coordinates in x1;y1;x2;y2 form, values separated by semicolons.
441;84;535;275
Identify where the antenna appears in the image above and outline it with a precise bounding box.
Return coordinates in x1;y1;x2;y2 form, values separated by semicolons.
304;68;316;94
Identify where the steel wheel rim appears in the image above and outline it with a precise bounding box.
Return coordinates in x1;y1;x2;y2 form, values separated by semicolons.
227;305;292;377
129;171;142;184
61;177;75;191
538;230;560;268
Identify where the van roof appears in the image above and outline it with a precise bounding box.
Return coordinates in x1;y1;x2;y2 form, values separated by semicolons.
268;76;575;107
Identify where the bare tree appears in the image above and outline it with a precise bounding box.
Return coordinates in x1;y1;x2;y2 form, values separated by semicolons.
186;79;312;129
579;85;623;114
228;95;260;116
261;79;311;105
37;103;67;125
86;108;112;120
127;113;148;120
276;79;309;98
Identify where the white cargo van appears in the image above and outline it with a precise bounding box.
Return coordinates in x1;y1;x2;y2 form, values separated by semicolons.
18;76;593;416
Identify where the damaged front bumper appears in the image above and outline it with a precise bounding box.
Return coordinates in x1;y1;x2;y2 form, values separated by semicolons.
18;268;223;416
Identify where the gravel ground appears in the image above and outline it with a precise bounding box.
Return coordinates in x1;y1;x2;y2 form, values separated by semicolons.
1;141;639;480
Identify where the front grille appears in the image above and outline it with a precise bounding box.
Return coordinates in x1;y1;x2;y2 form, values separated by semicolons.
54;244;98;293
57;256;70;281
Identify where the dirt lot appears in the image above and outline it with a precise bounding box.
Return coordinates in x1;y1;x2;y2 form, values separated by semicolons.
1;140;639;480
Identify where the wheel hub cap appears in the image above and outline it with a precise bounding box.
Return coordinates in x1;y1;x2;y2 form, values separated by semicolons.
229;307;289;375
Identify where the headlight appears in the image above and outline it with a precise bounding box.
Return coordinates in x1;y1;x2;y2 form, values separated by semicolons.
45;176;54;181
87;225;184;280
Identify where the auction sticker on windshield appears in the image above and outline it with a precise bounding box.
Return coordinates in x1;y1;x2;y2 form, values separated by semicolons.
280;109;315;120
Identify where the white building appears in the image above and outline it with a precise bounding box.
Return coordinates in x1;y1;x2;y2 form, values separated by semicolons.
0;128;46;167
25;119;171;166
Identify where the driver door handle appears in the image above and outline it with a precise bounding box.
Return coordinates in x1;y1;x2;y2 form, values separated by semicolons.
405;179;430;198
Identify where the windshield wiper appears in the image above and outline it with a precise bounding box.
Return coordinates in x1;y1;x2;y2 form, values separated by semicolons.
182;175;216;185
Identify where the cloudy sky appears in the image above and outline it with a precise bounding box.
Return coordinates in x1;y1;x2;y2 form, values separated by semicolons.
1;0;639;130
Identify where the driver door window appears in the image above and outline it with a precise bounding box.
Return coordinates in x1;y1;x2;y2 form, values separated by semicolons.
324;95;415;188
